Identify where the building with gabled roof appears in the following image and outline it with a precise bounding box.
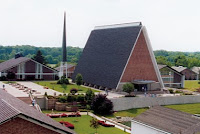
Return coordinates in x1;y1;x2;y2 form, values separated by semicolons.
0;56;58;80
0;90;75;134
158;64;185;88
72;22;163;91
131;106;200;134
191;66;200;80
172;66;198;80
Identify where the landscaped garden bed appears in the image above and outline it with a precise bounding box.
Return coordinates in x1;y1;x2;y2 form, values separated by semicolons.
34;81;99;93
54;115;128;134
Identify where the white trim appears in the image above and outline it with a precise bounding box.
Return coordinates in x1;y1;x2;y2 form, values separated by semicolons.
142;26;164;89
94;22;141;30
131;120;171;134
18;115;72;134
116;28;142;90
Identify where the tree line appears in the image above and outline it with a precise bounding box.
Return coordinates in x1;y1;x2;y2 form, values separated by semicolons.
0;45;82;64
0;45;199;68
155;50;200;68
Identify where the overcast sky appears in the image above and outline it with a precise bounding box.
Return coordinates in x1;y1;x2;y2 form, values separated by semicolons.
0;0;200;52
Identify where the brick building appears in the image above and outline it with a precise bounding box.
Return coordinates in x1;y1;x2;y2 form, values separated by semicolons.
0;90;75;134
158;64;185;88
0;56;58;80
172;66;198;80
72;22;164;91
55;64;76;78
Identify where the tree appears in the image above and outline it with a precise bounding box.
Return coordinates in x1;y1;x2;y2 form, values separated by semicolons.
85;89;95;105
90;117;99;134
32;50;47;64
75;73;83;90
174;55;188;67
122;83;134;95
91;94;113;115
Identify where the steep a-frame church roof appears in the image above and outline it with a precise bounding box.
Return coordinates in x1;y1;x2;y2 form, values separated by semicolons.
72;22;162;89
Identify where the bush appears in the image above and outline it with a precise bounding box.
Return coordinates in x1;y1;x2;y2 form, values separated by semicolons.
168;89;174;94
57;76;69;84
91;94;113;115
175;90;183;93
183;92;193;95
58;96;67;103
75;73;83;86
77;94;85;102
122;83;134;95
85;89;95;104
0;76;7;81
67;94;77;102
70;88;78;95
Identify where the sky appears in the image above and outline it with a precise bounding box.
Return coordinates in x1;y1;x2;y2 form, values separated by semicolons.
0;0;200;52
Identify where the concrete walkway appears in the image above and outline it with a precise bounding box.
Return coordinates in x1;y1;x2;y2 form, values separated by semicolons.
0;81;29;97
17;81;63;97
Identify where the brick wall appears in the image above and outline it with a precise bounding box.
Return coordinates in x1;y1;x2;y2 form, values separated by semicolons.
0;117;60;134
121;31;158;83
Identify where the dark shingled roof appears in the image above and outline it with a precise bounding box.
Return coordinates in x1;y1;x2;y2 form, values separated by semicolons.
0;90;75;134
158;64;183;76
72;23;142;89
0;57;58;72
0;57;30;72
133;106;200;134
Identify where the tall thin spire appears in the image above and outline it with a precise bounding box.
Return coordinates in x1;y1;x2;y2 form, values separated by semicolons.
62;12;67;62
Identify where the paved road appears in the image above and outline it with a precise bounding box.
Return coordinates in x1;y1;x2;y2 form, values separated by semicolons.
0;81;29;97
17;82;63;97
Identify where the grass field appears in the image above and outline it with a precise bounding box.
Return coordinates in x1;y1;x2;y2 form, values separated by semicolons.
34;81;99;93
185;80;200;91
105;107;148;118
165;103;200;114
54;115;128;134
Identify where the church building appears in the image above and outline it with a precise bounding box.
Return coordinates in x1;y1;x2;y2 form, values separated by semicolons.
72;22;164;91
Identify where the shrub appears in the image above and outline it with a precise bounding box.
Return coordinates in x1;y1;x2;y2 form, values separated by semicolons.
91;94;113;115
58;96;67;103
77;94;85;102
175;90;183;93
75;73;83;86
70;88;78;95
183;92;193;95
67;94;77;102
122;83;134;95
168;89;173;93
57;76;69;84
85;89;95;104
44;92;48;96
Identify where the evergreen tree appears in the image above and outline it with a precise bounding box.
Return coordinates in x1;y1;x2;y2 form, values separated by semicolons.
33;50;47;64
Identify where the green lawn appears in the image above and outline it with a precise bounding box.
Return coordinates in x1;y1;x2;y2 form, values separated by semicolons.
105;108;148;118
165;103;200;114
185;80;200;91
54;115;128;134
34;81;99;93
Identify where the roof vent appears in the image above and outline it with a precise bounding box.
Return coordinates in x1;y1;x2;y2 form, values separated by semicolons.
15;52;24;59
